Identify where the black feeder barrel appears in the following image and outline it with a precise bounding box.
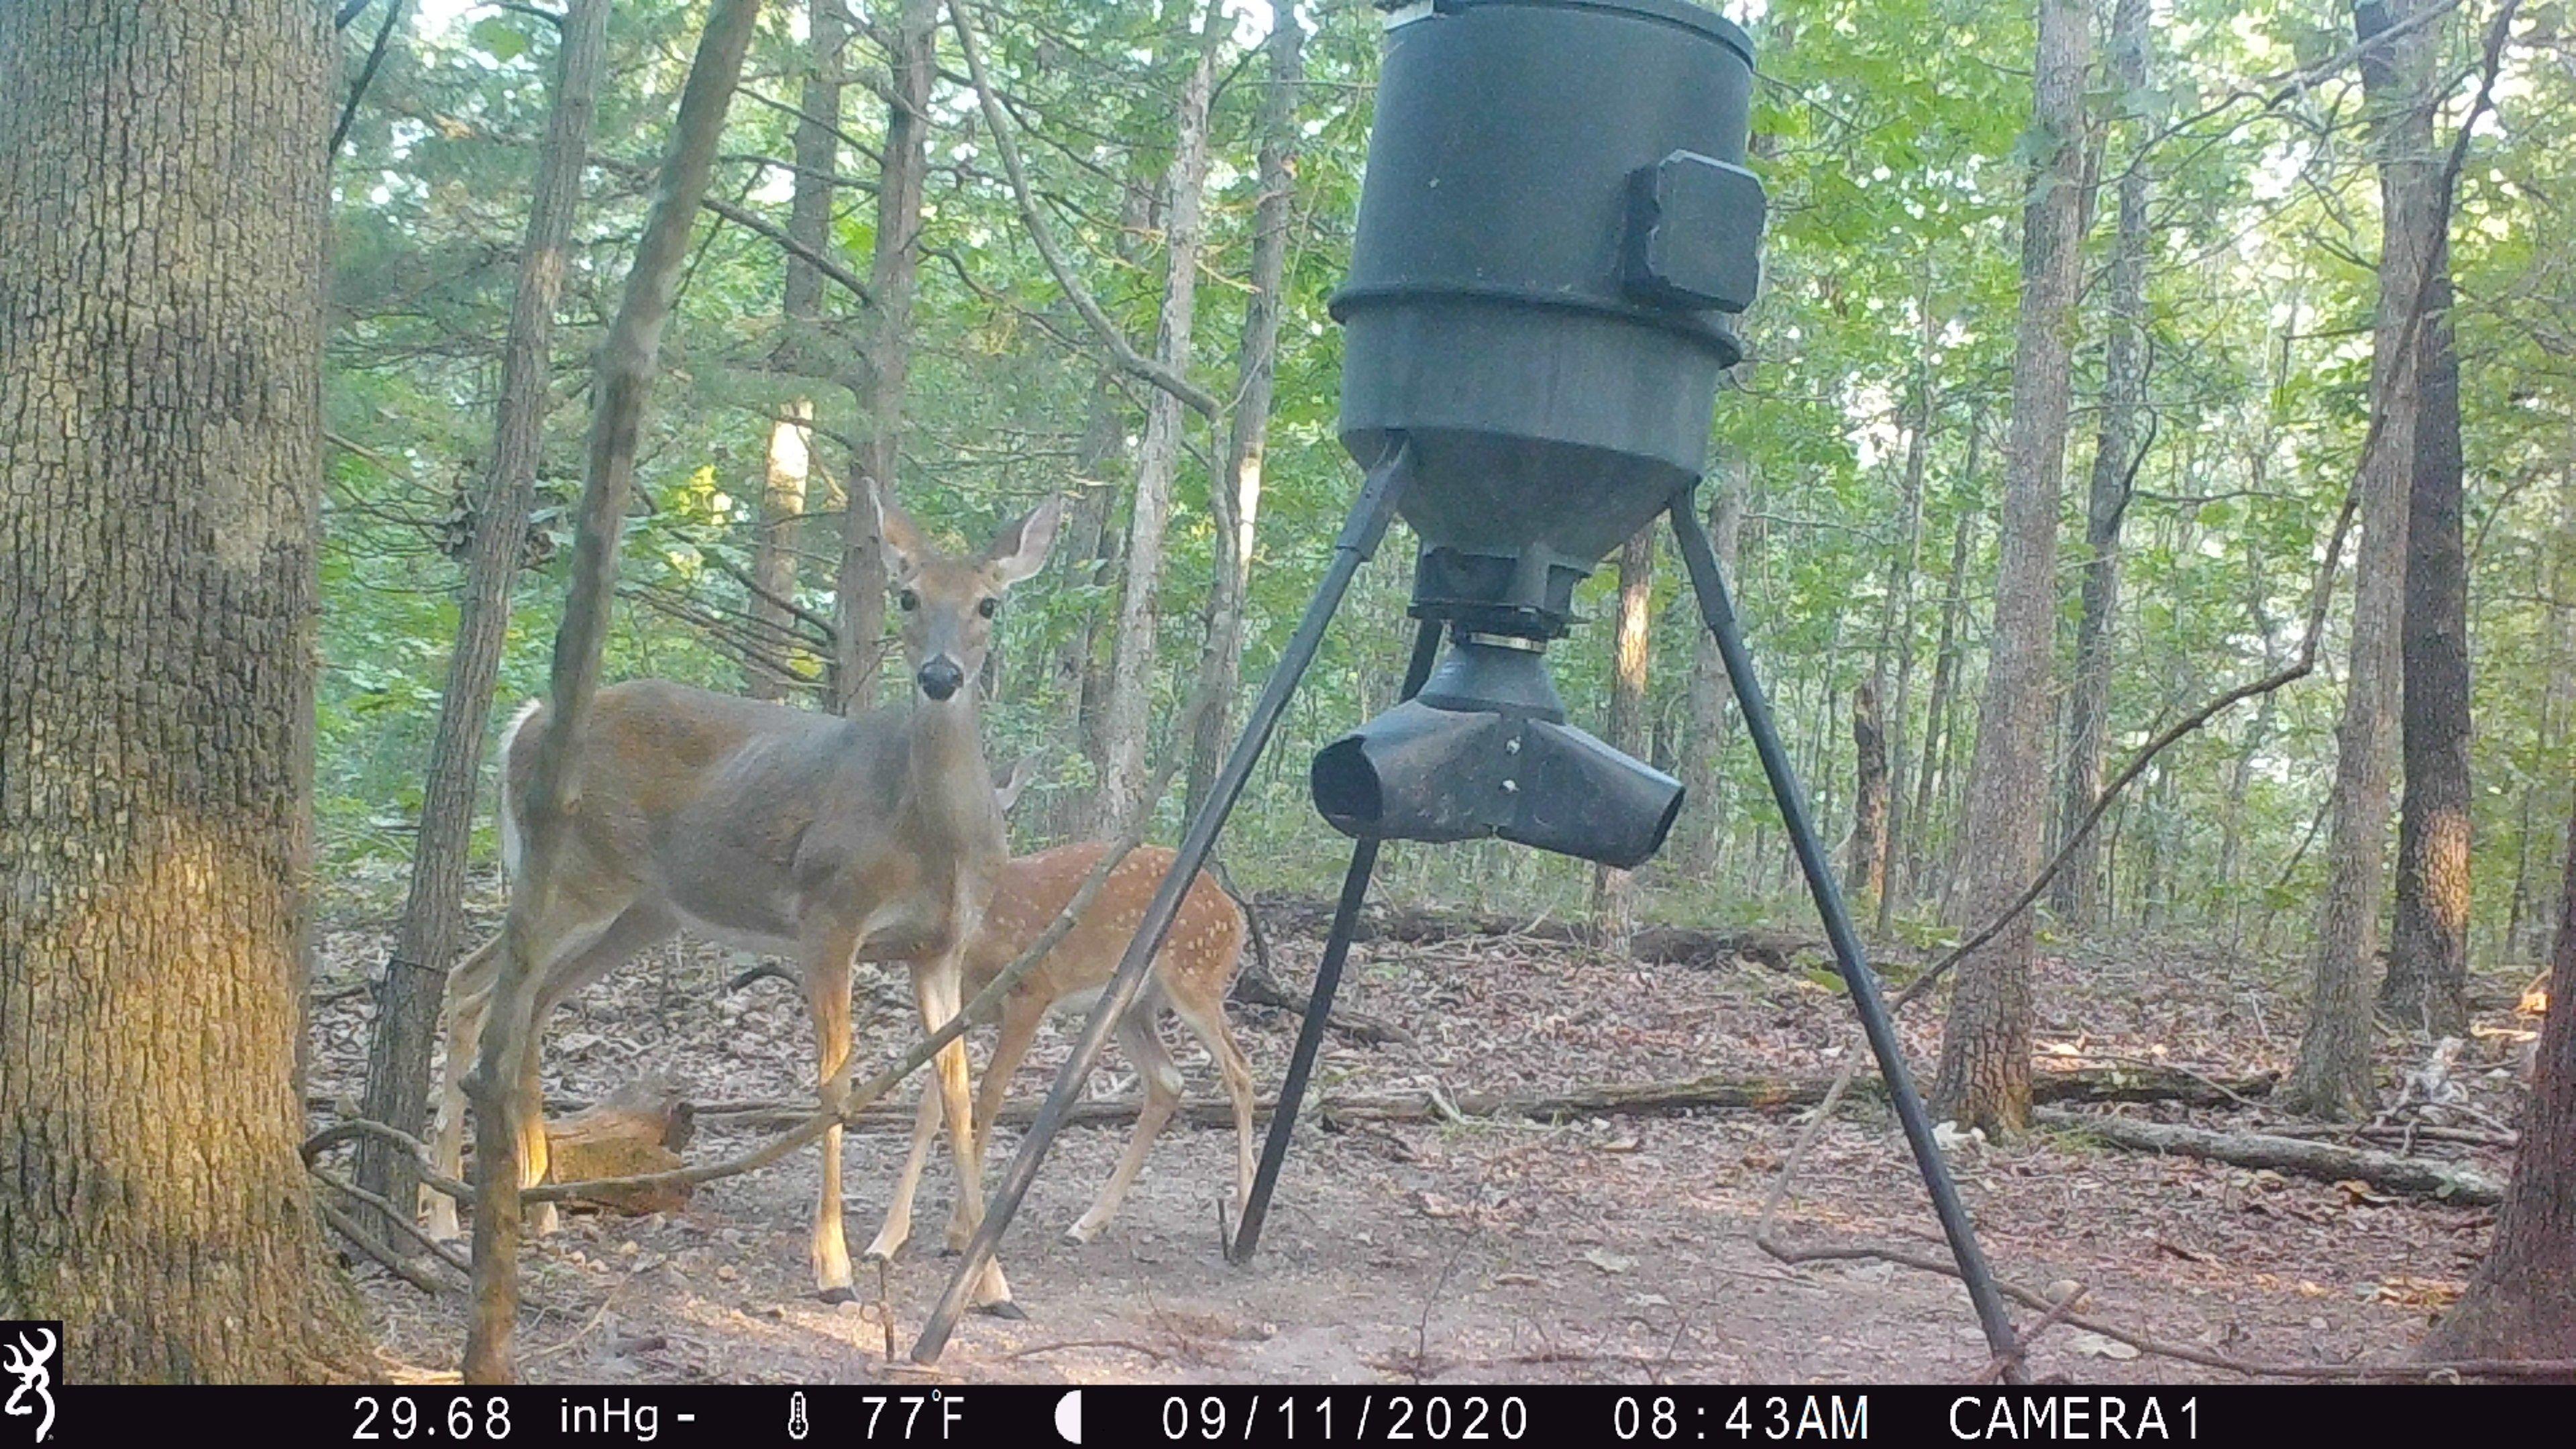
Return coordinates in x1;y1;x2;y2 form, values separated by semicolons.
1336;0;1765;637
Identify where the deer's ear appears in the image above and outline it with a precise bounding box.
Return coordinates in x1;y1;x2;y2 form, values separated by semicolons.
992;753;1039;814
869;480;926;577
984;494;1063;586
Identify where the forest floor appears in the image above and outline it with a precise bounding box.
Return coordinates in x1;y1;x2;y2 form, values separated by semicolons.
306;882;2546;1385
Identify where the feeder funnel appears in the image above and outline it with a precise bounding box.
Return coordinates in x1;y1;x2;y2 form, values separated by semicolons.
1313;0;1763;868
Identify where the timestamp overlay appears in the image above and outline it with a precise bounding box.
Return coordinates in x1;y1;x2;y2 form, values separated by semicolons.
43;1382;2555;1446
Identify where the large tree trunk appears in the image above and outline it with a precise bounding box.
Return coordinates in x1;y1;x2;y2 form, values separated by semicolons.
1931;0;2091;1136
1097;3;1220;830
1184;11;1303;822
835;0;935;716
463;0;761;1383
748;0;846;702
2051;0;2153;931
1592;525;1657;936
0;0;363;1380
354;0;610;1247
1678;466;1744;873
2286;0;2440;1120
2418;786;2576;1362
2382;209;2472;1034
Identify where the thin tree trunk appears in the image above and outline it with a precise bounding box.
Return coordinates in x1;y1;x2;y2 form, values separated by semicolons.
835;0;934;716
355;0;610;1241
1933;0;2090;1136
2051;0;2153;930
2418;782;2576;1360
464;0;761;1383
1097;2;1220;830
1908;415;1980;906
1847;676;1889;907
749;0;844;701
1876;333;1933;934
1593;525;1657;937
2287;0;2440;1120
1679;464;1744;873
1057;179;1157;837
0;0;364;1380
2383;205;2472;1034
1185;10;1303;821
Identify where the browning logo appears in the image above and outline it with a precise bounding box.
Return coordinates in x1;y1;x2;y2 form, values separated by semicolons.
0;1324;55;1444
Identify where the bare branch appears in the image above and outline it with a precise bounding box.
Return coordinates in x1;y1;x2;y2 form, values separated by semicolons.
945;0;1222;419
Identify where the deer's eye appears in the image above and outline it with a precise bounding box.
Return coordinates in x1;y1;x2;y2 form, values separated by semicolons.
896;588;919;612
976;596;1000;619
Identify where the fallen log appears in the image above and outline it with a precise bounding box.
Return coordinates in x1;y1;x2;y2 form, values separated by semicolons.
1254;893;1880;973
2034;1106;2504;1205
1629;925;1828;970
694;1065;2275;1134
543;1077;698;1216
1254;894;1595;946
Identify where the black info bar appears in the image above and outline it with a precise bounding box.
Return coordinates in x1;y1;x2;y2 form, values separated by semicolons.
36;1383;2559;1447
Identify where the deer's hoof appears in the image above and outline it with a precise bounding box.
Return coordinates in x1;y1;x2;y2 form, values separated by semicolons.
1062;1221;1104;1246
972;1299;1026;1321
815;1285;859;1306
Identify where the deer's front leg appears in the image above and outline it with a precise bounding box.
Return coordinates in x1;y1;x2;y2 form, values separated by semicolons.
801;930;861;1300
913;956;1017;1317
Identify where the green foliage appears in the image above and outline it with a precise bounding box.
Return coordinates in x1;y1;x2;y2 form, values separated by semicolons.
319;0;2576;959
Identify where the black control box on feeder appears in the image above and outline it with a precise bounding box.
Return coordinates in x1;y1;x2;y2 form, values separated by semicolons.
1313;0;1766;869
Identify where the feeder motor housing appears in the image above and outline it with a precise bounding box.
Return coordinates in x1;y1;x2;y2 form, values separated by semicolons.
1335;0;1764;640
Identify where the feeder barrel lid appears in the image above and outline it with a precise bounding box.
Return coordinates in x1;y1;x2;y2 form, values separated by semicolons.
1375;0;1755;64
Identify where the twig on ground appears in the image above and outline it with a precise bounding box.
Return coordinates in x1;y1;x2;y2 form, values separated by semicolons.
1006;1338;1174;1363
319;1197;450;1297
309;1161;474;1279
1974;1283;2086;1383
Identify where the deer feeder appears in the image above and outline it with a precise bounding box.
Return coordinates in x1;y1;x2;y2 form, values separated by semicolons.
1313;0;1761;869
918;0;2026;1377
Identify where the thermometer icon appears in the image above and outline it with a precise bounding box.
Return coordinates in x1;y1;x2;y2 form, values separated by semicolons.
788;1391;810;1441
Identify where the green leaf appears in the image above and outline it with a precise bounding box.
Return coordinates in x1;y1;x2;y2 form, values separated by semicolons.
470;16;529;62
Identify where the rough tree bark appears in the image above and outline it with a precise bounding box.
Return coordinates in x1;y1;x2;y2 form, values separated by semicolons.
463;0;761;1383
1184;10;1304;822
835;0;936;716
748;0;845;702
1593;525;1657;936
2286;0;2440;1119
1847;677;1889;906
1678;465;1744;873
2051;0;2153;930
0;0;365;1380
1097;1;1221;830
2382;174;2472;1034
1931;0;2091;1136
354;0;610;1247
2418;783;2576;1362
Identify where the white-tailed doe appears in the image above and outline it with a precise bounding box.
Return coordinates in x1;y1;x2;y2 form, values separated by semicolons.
426;485;1059;1314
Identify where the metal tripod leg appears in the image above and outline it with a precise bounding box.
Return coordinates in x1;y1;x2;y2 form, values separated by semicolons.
1668;490;2027;1381
1225;616;1444;1265
909;448;1413;1364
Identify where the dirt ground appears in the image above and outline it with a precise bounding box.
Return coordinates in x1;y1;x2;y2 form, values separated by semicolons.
305;892;2542;1385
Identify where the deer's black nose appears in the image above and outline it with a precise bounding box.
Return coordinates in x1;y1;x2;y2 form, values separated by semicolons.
917;657;965;701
